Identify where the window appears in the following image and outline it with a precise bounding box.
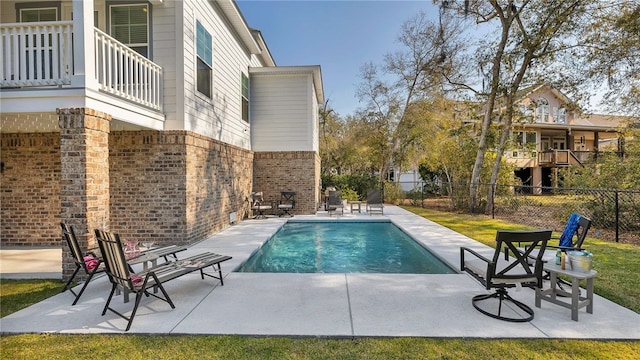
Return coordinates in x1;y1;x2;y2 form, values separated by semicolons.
515;131;537;149
110;4;149;57
535;98;549;122
20;7;58;22
241;73;249;122
553;107;566;123
196;21;212;98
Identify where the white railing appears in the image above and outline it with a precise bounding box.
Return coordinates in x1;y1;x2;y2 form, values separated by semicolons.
0;21;73;87
0;22;163;112
94;28;163;111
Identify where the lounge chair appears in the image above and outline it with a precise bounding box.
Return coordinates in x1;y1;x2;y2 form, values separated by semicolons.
251;191;273;219
278;191;296;217
461;229;552;322
61;222;105;305
327;190;344;216
366;189;384;215
95;229;232;331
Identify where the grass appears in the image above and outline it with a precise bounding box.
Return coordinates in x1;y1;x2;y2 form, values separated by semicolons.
0;279;67;318
1;209;639;359
1;334;639;359
400;206;640;313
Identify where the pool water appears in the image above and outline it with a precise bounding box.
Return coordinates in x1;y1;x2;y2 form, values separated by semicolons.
236;221;456;274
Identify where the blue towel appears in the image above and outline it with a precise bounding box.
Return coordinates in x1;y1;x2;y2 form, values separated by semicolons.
559;213;581;248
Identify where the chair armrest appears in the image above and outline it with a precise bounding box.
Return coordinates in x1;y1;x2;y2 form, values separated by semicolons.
460;247;492;270
546;244;585;252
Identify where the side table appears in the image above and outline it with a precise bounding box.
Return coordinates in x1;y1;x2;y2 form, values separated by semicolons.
535;262;597;321
349;201;363;213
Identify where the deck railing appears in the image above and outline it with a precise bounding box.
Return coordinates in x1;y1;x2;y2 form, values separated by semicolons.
0;21;73;87
94;28;163;111
0;22;163;112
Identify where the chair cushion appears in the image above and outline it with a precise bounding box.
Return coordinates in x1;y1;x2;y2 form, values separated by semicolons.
83;256;100;271
131;275;144;286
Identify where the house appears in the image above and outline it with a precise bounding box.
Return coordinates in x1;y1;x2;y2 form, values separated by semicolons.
0;0;323;278
392;84;628;193
504;84;626;192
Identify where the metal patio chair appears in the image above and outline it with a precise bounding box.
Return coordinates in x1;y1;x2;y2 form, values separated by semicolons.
251;191;273;219
366;188;384;215
61;222;105;305
278;191;296;217
461;229;552;322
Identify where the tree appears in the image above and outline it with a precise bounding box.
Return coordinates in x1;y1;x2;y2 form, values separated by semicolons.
355;11;466;187
581;1;640;116
438;0;592;212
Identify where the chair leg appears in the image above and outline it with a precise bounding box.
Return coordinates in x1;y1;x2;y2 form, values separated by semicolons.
472;289;535;322
126;291;145;331
71;269;98;306
62;266;81;293
102;284;118;316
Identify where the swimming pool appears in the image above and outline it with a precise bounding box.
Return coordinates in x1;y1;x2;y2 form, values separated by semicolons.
236;221;456;274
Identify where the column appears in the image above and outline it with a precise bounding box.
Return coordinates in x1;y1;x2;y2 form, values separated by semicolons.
58;107;111;280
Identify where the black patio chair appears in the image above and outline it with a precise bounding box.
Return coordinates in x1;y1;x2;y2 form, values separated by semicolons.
366;188;384;215
61;222;105;305
461;229;552;322
507;213;592;292
278;191;296;217
95;229;175;331
326;190;344;216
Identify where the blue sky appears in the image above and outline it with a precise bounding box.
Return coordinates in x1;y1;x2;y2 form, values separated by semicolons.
236;0;440;117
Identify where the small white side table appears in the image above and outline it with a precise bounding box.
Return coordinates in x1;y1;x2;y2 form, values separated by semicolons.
535;262;597;321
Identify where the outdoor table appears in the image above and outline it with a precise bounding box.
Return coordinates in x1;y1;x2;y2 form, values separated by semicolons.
349;201;364;213
535;262;597;321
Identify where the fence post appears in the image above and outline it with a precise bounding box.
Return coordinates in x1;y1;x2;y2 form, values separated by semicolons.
615;190;619;243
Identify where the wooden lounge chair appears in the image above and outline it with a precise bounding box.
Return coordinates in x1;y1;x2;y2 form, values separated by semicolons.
461;229;551;322
95;229;232;331
61;222;105;305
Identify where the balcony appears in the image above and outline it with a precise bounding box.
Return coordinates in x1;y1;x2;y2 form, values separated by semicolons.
1;21;163;112
538;150;583;167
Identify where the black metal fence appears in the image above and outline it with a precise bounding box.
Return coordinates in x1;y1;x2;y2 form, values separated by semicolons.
390;181;640;244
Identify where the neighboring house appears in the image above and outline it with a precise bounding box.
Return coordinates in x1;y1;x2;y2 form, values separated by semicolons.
392;84;627;193
0;0;323;277
504;84;625;192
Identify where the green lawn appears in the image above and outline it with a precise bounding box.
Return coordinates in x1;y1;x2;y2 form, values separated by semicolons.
1;208;639;359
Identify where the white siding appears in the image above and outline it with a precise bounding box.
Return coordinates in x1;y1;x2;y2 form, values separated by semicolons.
167;0;262;149
250;74;315;151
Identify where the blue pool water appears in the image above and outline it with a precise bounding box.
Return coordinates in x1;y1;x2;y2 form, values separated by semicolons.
237;221;456;274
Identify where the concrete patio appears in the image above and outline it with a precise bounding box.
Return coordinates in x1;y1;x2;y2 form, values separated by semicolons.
1;206;639;338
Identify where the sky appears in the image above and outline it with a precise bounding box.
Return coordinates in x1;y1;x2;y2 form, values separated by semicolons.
236;0;440;117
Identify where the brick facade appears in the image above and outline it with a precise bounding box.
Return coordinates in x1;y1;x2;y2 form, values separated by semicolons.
0;132;61;246
253;151;320;215
1;116;317;280
109;131;253;245
58;108;111;279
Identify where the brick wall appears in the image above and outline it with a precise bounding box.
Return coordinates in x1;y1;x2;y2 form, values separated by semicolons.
109;131;253;245
185;133;254;238
0;133;61;246
58;107;111;279
253;151;320;214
